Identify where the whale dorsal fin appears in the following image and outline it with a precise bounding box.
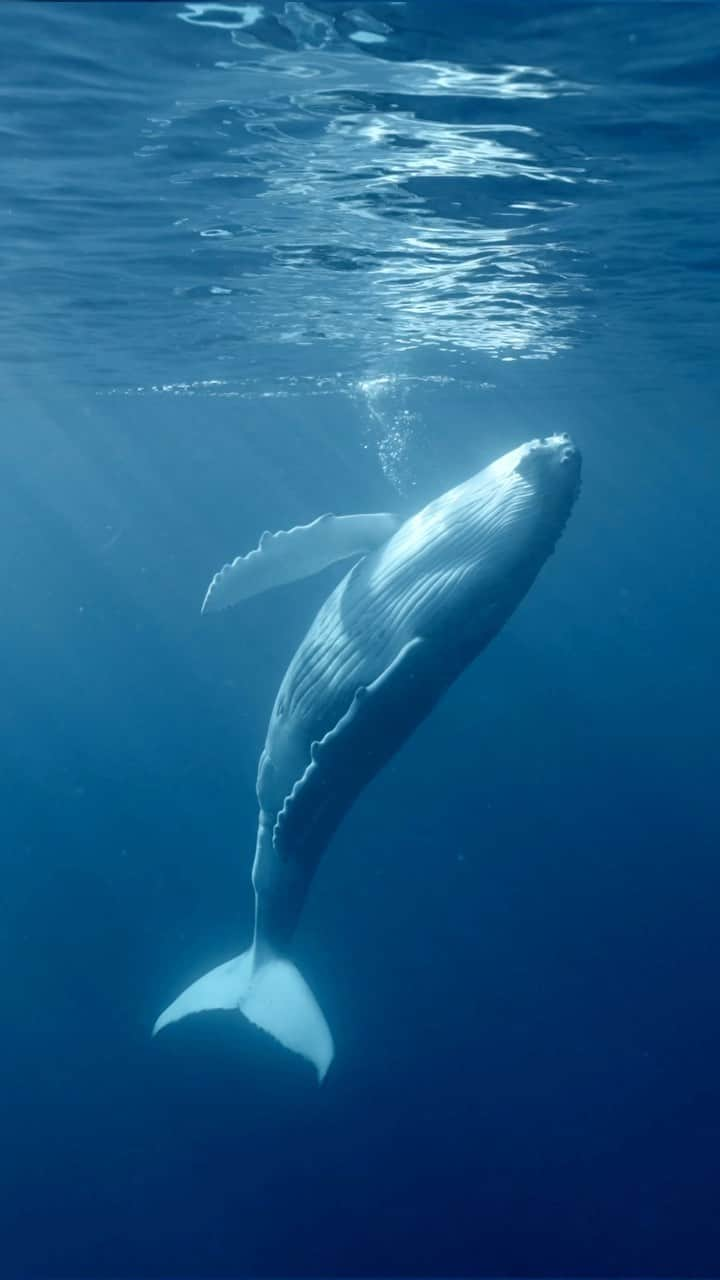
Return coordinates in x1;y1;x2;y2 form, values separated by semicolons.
201;511;401;615
273;636;433;866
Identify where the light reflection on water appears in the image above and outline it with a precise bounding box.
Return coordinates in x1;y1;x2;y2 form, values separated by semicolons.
153;0;592;363
5;0;716;405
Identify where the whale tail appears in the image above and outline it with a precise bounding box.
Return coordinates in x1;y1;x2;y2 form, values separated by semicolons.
152;945;334;1083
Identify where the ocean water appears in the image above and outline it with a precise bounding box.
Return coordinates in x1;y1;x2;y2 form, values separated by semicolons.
2;1;720;1276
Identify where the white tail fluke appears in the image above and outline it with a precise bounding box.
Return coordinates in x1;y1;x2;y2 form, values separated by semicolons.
153;947;334;1083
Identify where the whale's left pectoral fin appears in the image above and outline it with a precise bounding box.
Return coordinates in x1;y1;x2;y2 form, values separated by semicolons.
274;636;437;863
202;511;401;614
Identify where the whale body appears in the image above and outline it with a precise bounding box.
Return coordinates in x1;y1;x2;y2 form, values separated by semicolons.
154;434;581;1080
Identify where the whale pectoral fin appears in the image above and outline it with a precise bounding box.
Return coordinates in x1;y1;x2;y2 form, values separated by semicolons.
201;511;401;614
274;636;435;864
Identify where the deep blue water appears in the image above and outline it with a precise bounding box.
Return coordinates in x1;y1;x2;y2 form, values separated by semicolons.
2;2;720;1276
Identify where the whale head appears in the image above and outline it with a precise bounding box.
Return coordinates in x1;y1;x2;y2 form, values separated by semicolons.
488;432;580;496
512;432;581;529
514;432;580;488
371;432;581;622
482;432;581;530
446;431;582;595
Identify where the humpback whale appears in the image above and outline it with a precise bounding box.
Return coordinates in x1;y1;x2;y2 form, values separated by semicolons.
154;434;581;1080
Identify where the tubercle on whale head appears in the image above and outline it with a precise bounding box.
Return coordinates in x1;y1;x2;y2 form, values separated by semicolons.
513;432;581;499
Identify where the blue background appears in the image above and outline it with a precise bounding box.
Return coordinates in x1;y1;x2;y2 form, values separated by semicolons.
2;2;719;1276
